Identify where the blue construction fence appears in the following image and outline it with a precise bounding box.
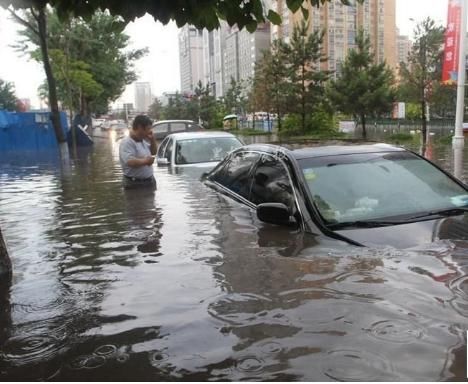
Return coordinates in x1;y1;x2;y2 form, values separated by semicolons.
0;110;69;152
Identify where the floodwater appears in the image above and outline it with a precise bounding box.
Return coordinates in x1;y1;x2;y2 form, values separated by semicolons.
0;135;467;380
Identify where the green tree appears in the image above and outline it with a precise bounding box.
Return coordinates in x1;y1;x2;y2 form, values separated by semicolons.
251;40;289;130
329;29;395;139
284;20;328;133
398;18;444;146
15;9;146;117
193;81;219;128
3;1;358;31
224;78;247;116
148;98;164;121
0;79;17;111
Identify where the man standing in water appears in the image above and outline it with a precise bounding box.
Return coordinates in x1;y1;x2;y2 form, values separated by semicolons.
119;115;157;189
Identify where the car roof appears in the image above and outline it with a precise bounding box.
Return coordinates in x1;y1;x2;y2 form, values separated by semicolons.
165;131;239;140
236;141;406;160
153;120;197;125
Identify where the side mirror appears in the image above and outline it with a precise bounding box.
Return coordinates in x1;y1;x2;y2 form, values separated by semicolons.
257;203;292;226
157;157;169;166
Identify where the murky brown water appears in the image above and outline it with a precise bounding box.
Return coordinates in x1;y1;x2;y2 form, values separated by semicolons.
0;135;468;380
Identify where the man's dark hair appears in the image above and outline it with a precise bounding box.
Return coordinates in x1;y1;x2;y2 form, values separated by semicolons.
132;115;153;129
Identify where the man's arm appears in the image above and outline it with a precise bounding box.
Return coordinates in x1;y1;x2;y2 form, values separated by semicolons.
147;130;157;155
120;140;153;168
127;157;152;167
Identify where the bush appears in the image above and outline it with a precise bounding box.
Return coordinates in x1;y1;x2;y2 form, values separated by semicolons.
280;109;337;136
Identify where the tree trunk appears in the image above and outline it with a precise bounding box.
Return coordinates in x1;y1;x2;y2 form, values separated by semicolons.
0;228;12;282
361;114;367;140
37;6;66;145
421;99;427;147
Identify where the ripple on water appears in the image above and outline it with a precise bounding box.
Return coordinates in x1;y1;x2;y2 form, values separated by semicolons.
368;319;424;343
149;351;169;367
258;341;283;355
0;334;62;366
69;354;107;370
235;356;265;373
322;349;393;381
449;275;468;301
94;344;117;356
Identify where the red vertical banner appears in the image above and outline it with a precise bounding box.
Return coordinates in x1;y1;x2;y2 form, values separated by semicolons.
442;0;462;84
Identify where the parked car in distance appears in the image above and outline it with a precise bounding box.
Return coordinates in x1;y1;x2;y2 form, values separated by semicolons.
157;132;243;169
152;120;204;140
202;142;468;249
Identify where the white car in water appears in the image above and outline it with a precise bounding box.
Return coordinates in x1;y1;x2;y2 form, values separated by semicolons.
156;131;243;169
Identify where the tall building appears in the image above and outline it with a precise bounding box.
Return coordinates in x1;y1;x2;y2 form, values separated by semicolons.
202;22;230;98
271;0;397;77
179;25;204;94
134;82;152;113
396;30;413;66
223;23;271;93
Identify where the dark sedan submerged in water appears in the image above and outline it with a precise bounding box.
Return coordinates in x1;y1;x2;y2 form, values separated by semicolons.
202;142;468;248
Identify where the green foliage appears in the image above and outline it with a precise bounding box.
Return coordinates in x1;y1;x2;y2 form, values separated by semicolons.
0;79;17;111
405;103;422;120
2;0;361;31
15;9;146;115
280;109;336;137
223;78;248;116
430;83;456;118
158;84;224;129
284;20;328;133
250;40;289;129
398;18;445;141
328;29;395;139
148;97;163;121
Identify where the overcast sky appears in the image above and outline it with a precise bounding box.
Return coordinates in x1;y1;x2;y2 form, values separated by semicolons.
0;0;450;109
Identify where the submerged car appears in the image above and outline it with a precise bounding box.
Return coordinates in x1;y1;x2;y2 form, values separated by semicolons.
202;142;468;248
152;120;204;140
156;131;243;169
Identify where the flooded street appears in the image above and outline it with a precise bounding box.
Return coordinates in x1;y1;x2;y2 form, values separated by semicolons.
1;137;468;380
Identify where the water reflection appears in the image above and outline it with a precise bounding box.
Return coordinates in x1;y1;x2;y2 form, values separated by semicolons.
0;139;468;380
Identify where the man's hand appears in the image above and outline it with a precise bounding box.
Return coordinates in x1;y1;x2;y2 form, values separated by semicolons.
143;156;155;166
146;130;155;141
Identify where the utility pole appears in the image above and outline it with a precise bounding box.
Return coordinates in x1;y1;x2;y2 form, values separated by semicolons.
453;0;467;148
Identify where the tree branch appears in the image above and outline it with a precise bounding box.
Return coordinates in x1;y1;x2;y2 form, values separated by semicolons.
8;8;40;37
30;7;40;24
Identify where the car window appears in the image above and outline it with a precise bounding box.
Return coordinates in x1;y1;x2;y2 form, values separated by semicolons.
187;123;202;131
170;122;186;132
154;123;169;134
212;151;260;200
175;137;242;164
250;155;296;212
299;151;468;224
163;138;174;161
157;136;169;158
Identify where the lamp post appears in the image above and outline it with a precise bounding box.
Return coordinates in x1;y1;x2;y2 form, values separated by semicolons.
453;0;468;148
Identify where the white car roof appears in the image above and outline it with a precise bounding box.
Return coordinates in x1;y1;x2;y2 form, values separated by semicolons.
166;131;238;140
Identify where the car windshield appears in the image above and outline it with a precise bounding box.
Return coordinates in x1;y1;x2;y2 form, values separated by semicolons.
175;137;242;165
299;151;468;225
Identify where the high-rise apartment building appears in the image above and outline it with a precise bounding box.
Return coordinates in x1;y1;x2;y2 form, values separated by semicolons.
271;0;397;77
134;82;152;113
202;22;230;98
396;30;413;66
179;25;204;94
223;23;271;93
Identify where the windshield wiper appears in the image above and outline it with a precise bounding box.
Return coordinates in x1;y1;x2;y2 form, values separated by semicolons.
328;219;404;230
406;207;468;221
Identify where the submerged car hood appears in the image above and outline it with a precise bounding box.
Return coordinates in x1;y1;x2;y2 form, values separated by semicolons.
335;214;468;248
